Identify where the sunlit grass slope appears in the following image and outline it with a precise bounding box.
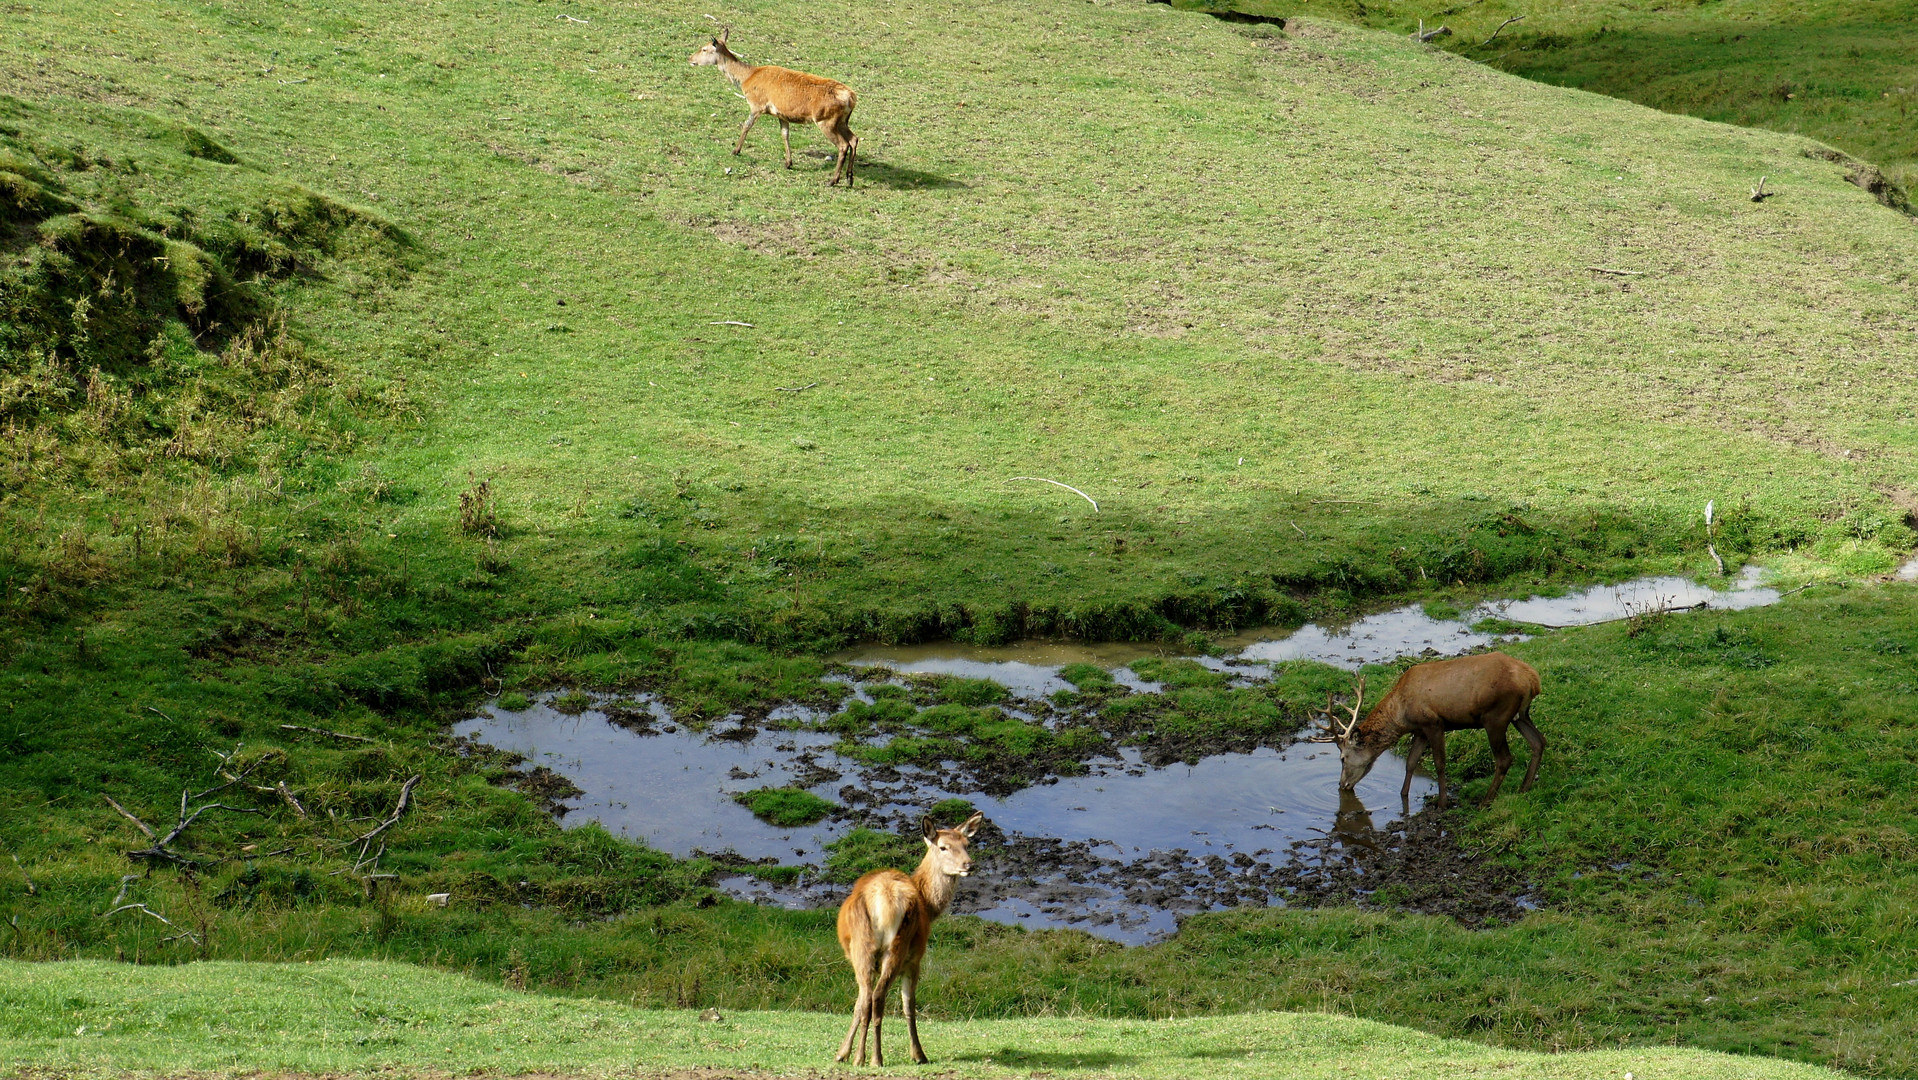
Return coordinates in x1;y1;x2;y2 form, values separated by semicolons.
4;0;1917;634
0;960;1845;1079
1233;0;1918;196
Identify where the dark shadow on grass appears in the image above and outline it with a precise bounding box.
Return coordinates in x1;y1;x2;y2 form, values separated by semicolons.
852;158;969;191
951;1049;1137;1068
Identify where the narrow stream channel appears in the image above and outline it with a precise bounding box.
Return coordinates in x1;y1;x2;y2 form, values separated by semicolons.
454;569;1782;942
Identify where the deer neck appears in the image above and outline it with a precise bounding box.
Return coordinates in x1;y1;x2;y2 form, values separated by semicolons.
1354;693;1412;750
911;853;958;918
713;51;755;90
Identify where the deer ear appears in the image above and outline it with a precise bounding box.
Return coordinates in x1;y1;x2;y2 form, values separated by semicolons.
959;811;985;837
920;816;937;841
718;27;729;44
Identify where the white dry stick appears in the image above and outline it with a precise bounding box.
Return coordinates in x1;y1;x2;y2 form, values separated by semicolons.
1480;15;1524;46
1705;499;1726;576
709;320;755;327
1008;477;1098;512
557;14;589;24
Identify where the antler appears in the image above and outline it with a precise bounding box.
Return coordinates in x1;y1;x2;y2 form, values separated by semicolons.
1305;676;1366;745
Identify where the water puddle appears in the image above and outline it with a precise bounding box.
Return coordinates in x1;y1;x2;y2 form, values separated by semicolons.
454;694;1430;944
456;569;1781;942
848;567;1780;675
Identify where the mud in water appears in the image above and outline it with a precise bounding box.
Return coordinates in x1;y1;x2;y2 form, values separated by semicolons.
457;695;1449;943
457;571;1781;942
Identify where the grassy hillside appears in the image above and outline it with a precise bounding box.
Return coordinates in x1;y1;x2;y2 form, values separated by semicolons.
0;959;1847;1079
3;0;1917;645
1184;0;1918;197
5;1;1918;1077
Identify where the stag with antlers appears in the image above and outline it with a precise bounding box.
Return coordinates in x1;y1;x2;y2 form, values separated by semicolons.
1310;652;1544;810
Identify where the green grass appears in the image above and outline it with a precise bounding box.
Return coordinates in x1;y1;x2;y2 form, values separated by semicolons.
1184;0;1918;195
8;586;1918;1074
4;0;1918;648
0;959;1846;1079
5;0;1918;1076
732;787;837;827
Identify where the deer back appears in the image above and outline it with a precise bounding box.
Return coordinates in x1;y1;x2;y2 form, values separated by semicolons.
742;65;856;124
1389;652;1539;729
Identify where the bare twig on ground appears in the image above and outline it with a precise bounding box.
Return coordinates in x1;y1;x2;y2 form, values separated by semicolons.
1751;176;1771;201
1585;266;1645;276
7;850;36;895
279;724;374;743
103;795;156;839
708;320;755;327
100;903;201;945
104;790;265;868
276;782;308;818
1480;15;1524;45
557;14;589;24
350;776;422;866
1413;20;1452;42
773;382;817;392
1007;476;1099;512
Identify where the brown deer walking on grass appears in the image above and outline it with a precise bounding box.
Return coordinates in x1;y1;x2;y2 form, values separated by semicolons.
689;29;860;187
835;811;985;1066
1310;652;1544;810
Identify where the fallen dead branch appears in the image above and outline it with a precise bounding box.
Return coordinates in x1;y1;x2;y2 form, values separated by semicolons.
1413;20;1452;42
350;775;423;867
99;903;200;946
1480;15;1523;46
280;723;374;743
1007;476;1099;512
103;791;265;868
1585;266;1645;276
1750;176;1772;202
708;320;755;327
557;13;589;23
774;381;817;392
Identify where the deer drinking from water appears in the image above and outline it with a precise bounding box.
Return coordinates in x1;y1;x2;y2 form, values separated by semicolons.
835;811;985;1066
1310;652;1544;810
689;29;860;186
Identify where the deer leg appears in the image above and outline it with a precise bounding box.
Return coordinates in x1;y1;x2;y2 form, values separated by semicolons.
902;960;928;1064
870;945;908;1067
1480;723;1514;808
837;950;874;1064
1515;705;1546;792
1428;731;1448;810
847;133;858;188
734;109;761;156
780;120;792;168
1401;733;1428;808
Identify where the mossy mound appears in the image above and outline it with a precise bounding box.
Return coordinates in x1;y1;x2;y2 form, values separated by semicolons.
0;94;410;483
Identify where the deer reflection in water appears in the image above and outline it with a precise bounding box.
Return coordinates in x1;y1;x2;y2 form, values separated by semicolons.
1330;788;1383;852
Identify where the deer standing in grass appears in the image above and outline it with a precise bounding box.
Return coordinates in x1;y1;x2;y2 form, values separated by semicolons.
1311;652;1544;810
689;29;860;187
835;811;986;1066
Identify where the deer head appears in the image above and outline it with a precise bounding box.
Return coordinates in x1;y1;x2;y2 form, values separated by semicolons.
1308;675;1389;790
688;28;734;67
921;811;985;878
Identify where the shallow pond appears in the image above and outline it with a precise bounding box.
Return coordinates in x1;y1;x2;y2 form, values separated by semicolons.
457;568;1781;942
455;694;1429;943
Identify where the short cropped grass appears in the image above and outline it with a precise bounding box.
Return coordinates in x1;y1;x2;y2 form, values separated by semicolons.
0;959;1844;1079
1186;0;1918;194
